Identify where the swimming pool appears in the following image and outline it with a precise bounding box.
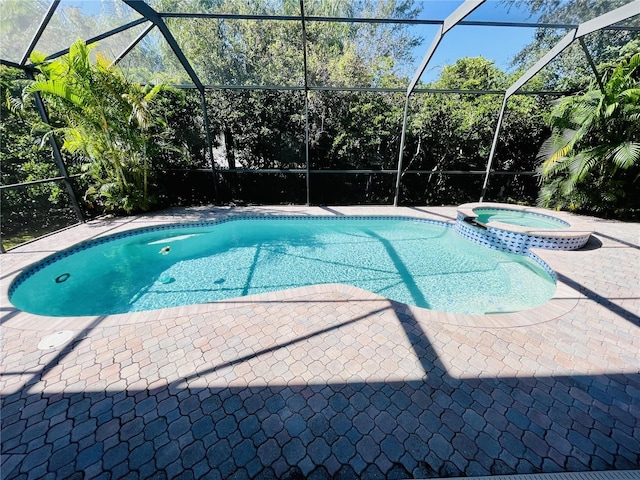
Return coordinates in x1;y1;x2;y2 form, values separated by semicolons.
473;207;569;229
9;216;556;316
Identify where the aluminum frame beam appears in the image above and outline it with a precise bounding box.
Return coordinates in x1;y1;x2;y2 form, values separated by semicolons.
394;0;485;206
0;59;37;71
0;174;81;191
578;37;604;92
122;0;204;91
200;91;219;198
481;0;640;203
112;23;156;67
577;1;639;37
122;0;220;200
25;70;84;224
300;0;311;206
171;168;536;176
43;18;148;62
506;30;577;98
479;96;508;202
393;96;411;207
507;1;639;98
408;0;485;96
159;12;640;31
20;0;60;65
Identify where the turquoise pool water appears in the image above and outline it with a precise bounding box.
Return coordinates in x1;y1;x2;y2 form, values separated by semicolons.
473;208;569;229
10;217;556;316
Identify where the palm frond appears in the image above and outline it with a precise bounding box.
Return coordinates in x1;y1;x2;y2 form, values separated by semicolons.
612;142;640;170
144;84;165;102
94;52;114;71
7;93;25;114
604;102;618;118
26;79;85;108
538;127;579;177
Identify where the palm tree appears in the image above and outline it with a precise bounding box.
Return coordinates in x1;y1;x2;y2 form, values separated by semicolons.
537;51;640;217
25;39;170;213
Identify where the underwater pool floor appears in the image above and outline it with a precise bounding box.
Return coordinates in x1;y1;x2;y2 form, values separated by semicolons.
1;206;639;479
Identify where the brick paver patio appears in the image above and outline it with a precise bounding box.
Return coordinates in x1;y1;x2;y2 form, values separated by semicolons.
1;206;638;479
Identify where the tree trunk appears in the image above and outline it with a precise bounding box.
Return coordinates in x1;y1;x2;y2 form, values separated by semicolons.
224;128;236;170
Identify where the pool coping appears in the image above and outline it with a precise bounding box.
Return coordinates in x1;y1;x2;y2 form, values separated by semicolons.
0;205;585;331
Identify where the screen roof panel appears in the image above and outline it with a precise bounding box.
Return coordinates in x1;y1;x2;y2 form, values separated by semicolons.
82;21;152;63
498;0;638;26
116;26;194;86
415;1;466;22
611;8;640;28
306;21;437;88
464;0;542;24
31;0;143;59
152;0;299;16
0;0;54;63
165;17;304;87
511;39;590;92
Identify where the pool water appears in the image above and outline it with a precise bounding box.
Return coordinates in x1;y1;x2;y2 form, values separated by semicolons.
473;208;569;229
10;217;556;316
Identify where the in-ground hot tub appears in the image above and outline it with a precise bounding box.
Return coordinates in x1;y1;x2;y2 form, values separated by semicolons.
472;207;570;230
455;203;592;253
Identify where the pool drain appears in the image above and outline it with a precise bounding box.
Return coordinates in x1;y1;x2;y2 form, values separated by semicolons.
55;273;70;283
38;331;74;350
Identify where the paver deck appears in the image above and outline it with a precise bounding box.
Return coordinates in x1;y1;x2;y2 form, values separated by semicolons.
1;205;638;479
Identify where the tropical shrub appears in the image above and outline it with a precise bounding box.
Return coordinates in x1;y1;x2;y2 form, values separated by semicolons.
1;66;79;248
25;39;175;214
537;50;640;218
400;57;549;205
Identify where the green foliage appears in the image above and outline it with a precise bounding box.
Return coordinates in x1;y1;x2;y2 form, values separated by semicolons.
4;1;594;214
1;66;78;247
399;57;549;205
537;50;640;217
24;39;178;214
1;67;57;187
157;0;420;178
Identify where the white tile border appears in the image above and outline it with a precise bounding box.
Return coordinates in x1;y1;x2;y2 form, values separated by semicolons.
456;202;593;252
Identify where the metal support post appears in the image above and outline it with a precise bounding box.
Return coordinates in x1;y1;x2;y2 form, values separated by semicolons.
393;95;411;207
304;92;310;206
21;0;60;65
480;95;508;202
26;72;84;223
300;0;311;206
200;90;218;201
112;24;156;67
578;37;605;93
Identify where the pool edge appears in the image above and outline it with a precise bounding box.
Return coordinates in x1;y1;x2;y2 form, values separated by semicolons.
1;205;581;331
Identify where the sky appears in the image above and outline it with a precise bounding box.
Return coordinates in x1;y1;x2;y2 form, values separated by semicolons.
416;25;537;83
412;1;539;83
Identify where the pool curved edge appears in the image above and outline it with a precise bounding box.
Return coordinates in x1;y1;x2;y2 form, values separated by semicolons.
1;281;580;331
1;206;580;330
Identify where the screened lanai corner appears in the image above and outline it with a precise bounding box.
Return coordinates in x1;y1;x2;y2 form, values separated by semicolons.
1;0;639;250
